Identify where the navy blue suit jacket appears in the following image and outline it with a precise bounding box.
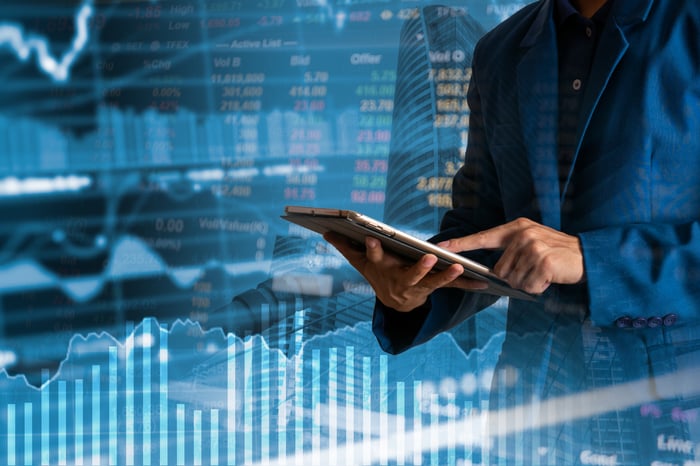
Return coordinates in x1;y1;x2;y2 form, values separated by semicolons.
373;1;700;459
374;0;700;397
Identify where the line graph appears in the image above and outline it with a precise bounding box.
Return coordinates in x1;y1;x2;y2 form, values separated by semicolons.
0;0;94;82
0;234;273;302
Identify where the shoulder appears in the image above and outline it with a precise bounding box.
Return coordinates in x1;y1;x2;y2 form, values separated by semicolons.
661;0;700;26
616;0;699;33
650;0;700;17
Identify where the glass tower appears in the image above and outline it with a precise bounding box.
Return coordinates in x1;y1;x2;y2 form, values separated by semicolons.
384;5;486;234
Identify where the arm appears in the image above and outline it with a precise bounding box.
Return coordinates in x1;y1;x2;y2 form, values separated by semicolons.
581;223;700;327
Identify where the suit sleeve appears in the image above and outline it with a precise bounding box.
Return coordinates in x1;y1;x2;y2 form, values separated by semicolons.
578;14;700;329
580;222;700;327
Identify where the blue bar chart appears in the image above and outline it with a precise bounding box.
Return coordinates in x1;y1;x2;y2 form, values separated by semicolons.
0;316;507;465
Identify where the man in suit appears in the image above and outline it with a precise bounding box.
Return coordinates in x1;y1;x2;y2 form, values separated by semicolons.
327;0;700;463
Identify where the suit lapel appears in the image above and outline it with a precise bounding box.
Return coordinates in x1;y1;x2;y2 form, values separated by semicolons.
560;0;655;199
517;0;561;229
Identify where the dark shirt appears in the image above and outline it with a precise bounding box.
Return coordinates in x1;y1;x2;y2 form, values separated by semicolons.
555;0;613;195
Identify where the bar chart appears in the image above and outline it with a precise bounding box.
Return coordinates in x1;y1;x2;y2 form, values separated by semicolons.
0;316;506;465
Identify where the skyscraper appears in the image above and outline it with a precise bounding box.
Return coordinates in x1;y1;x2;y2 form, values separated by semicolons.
384;5;485;234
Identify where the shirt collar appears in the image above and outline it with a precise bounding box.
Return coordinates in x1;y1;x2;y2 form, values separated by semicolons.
555;0;614;27
555;0;580;26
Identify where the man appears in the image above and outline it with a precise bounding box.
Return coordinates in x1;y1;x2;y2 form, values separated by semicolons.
326;0;700;463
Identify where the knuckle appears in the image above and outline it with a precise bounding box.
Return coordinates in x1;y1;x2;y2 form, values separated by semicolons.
524;284;540;295
519;227;539;242
530;240;548;255
520;276;539;294
516;235;542;255
539;254;555;269
514;217;531;228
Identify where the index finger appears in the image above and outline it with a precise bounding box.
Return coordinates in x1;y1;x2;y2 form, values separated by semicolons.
438;222;518;253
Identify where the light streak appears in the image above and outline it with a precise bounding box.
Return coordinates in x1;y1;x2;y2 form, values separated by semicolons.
252;365;700;466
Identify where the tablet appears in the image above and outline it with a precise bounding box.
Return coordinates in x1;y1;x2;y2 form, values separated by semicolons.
282;205;535;301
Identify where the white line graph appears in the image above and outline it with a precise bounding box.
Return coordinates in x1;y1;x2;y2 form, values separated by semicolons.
0;0;94;82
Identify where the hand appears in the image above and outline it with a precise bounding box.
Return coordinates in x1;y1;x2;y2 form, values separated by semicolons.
323;232;488;312
438;218;585;294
